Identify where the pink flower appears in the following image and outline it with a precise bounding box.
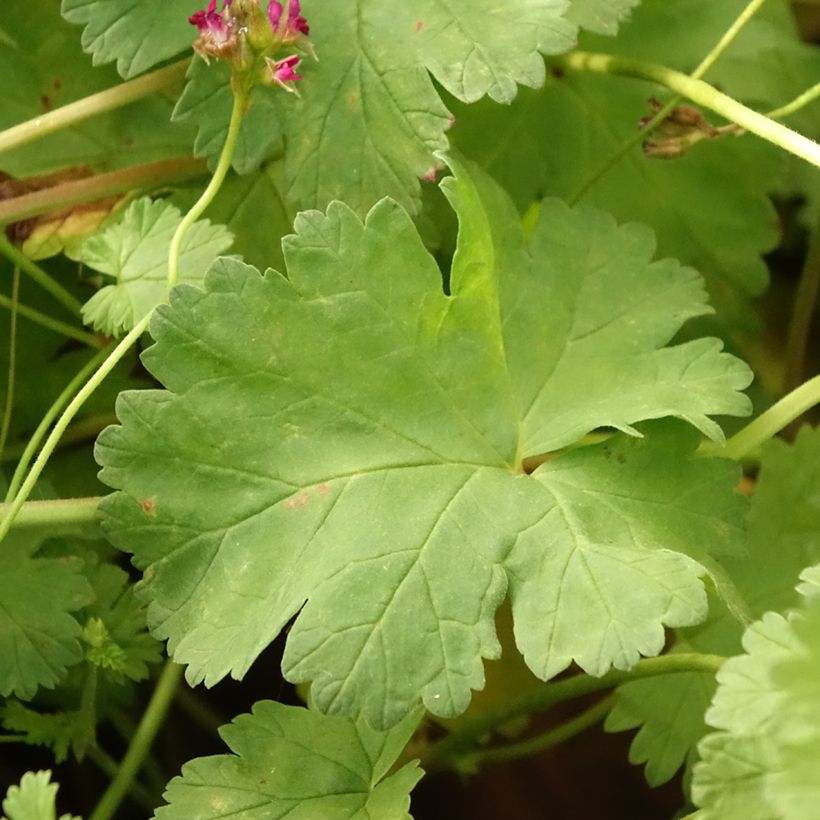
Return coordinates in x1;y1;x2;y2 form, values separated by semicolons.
189;0;235;61
268;0;310;38
267;55;303;92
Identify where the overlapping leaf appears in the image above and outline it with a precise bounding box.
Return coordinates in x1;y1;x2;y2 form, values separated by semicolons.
691;566;820;818
97;158;750;728
1;770;79;820
60;0;197;79
155;702;422;819
0;535;92;700
606;426;820;786
77;197;233;337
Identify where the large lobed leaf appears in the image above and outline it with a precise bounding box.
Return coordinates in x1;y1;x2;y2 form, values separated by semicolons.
96;158;751;728
606;426;820;787
155;702;422;819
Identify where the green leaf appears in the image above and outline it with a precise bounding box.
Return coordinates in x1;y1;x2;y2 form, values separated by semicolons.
180;0;576;210
154;701;422;819
691;570;820;819
1;702;76;763
60;0;197;79
607;426;820;786
0;535;93;700
77;197;233;337
566;0;640;35
96;158;750;728
2;770;79;820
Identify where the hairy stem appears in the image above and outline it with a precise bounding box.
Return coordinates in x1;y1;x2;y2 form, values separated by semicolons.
0;292;103;348
0;234;83;316
422;653;725;771
0;60;189;156
458;696;615;771
167;88;247;289
0;266;20;459
785;220;820;391
569;0;772;202
0;156;207;227
5;345;113;502
0;497;100;534
703;375;820;461
88;662;183;820
558;51;820;168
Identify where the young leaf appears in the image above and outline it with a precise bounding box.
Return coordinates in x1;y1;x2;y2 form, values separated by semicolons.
606;426;820;786
154;701;422;819
691;568;820;819
179;0;576;211
77;197;233;337
0;535;93;700
96;159;750;728
1;770;79;820
60;0;196;79
1;702;76;763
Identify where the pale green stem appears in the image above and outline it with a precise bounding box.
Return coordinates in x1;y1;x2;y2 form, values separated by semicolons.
569;0;771;203
5;345;113;502
701;375;820;461
0;60;189;156
0;292;103;348
421;653;726;771
167;89;248;289
558;51;820;168
0;266;20;459
0;234;82;316
768;81;820;120
462;696;615;770
88;662;183;820
86;745;156;812
0;320;145;542
0;413;116;463
0;155;206;227
0;496;100;533
785;220;820;391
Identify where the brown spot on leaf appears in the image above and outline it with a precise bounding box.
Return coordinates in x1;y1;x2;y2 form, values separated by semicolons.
40;95;52;111
348;94;358;107
316;483;329;495
415;20;424;32
53;77;62;91
284;498;298;510
140;497;157;516
298;492;310;506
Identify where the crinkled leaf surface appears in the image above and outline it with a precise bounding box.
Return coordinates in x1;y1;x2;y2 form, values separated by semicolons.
692;569;820;819
0;535;93;700
606;425;820;786
2;771;79;820
155;701;422;819
77;197;233;337
97;158;750;728
177;0;576;211
60;0;198;79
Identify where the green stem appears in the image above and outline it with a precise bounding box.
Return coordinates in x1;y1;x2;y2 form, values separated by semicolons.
558;51;820;168
568;0;771;203
784;220;820;391
167;88;247;289
5;345;113;502
0;292;103;348
768;81;820;120
0;60;189;156
0;156;207;227
421;653;725;771
458;696;615;771
0;319;146;542
0;266;20;459
0;413;116;463
88;662;183;820
0;234;83;316
0;497;100;534
0;735;26;743
86;745;156;812
702;375;820;461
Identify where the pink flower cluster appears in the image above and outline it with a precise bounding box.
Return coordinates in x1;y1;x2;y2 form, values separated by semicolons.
188;0;311;92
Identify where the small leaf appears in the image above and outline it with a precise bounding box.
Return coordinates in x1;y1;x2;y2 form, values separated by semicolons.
60;0;196;79
2;770;80;820
154;701;422;820
1;702;76;763
77;197;233;337
0;535;92;700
